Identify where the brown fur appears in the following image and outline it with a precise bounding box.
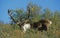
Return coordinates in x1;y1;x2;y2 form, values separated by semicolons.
31;19;52;31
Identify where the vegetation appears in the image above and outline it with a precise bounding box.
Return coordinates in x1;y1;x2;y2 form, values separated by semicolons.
0;3;60;38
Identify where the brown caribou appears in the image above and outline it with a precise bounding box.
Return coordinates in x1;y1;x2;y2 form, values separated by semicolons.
8;9;52;33
22;19;52;33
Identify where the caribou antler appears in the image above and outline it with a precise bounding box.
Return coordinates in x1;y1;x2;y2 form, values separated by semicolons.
8;9;22;28
8;9;17;23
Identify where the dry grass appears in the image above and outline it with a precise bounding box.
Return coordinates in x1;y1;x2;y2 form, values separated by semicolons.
0;24;60;38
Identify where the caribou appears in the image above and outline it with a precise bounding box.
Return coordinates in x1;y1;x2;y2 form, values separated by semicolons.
22;19;52;33
8;9;52;33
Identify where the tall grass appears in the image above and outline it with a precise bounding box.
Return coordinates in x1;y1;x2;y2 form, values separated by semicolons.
0;23;60;38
